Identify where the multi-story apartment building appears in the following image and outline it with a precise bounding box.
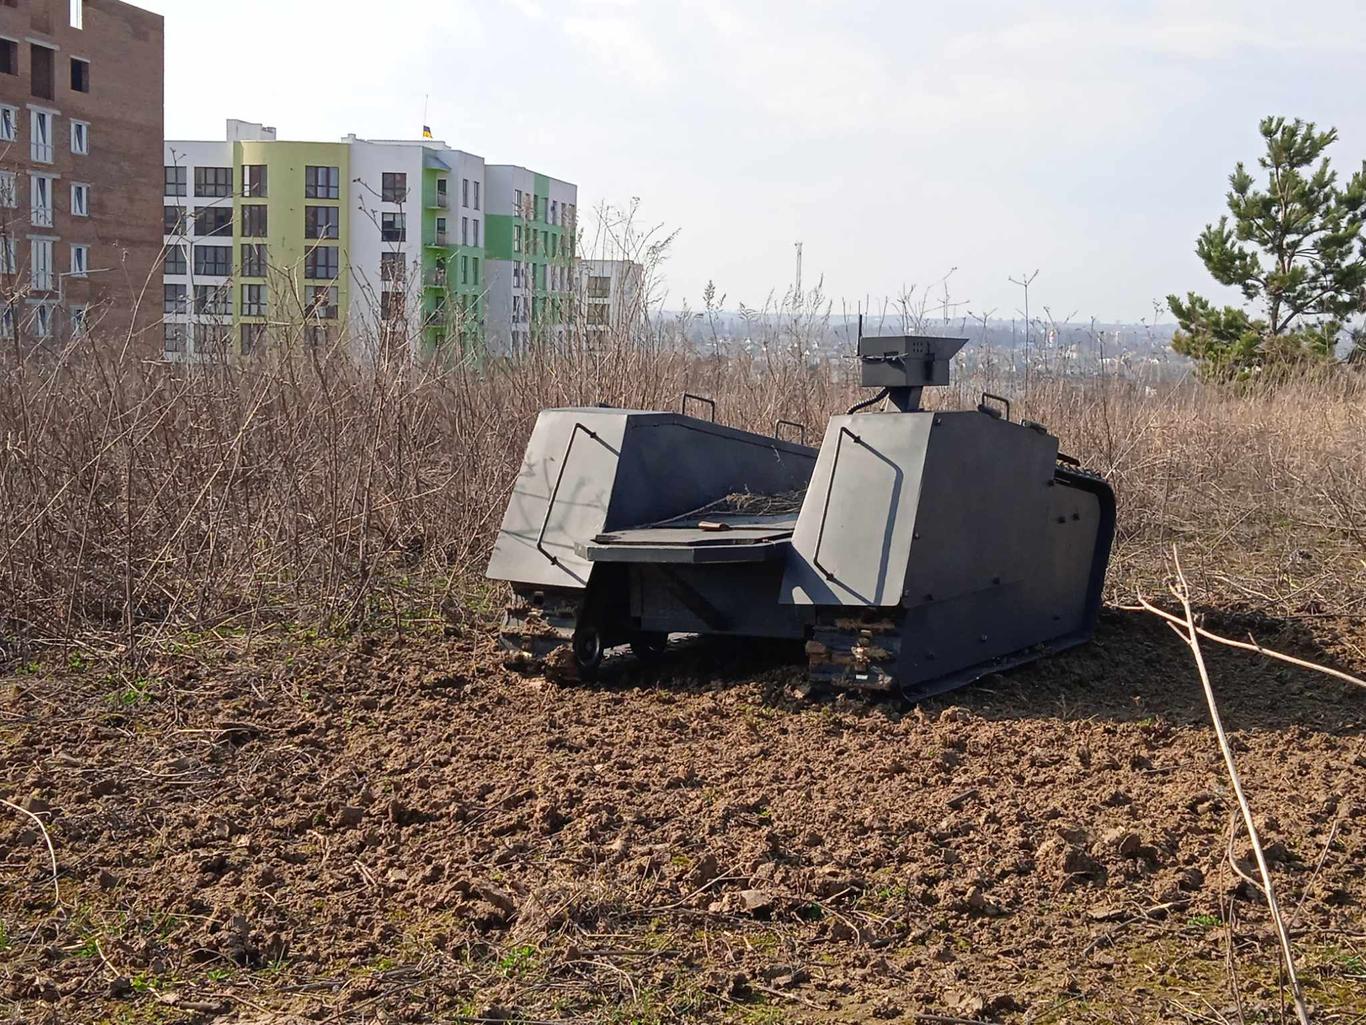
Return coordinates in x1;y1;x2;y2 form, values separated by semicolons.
575;259;645;341
484;165;577;355
163;121;577;360
0;0;163;348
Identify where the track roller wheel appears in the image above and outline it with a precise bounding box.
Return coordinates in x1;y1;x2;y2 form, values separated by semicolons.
629;631;669;662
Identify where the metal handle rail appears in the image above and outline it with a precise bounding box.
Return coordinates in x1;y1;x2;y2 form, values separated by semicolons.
681;393;716;422
979;391;1011;421
773;418;808;445
812;426;862;581
536;421;598;567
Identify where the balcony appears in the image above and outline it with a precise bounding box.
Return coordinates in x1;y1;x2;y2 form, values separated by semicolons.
428;230;449;247
424;267;448;288
31;206;53;228
432;192;449;210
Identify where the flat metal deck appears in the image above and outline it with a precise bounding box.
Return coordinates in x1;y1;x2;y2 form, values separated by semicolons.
577;512;797;564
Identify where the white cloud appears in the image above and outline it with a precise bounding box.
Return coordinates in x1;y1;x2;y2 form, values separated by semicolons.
562;12;670;89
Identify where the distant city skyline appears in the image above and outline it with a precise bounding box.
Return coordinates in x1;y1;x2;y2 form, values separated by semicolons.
139;0;1366;323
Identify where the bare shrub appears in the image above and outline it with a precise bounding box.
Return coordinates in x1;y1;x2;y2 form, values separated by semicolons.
1;315;1363;660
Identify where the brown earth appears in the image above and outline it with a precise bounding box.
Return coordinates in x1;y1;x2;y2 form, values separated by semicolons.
1;607;1364;1025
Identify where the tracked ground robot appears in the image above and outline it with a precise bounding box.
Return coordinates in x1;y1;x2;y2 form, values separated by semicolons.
487;335;1115;698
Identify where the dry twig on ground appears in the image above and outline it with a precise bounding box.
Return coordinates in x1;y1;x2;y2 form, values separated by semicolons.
1153;549;1312;1025
0;796;60;906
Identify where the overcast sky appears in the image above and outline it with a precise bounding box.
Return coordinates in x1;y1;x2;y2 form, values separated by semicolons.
140;0;1366;322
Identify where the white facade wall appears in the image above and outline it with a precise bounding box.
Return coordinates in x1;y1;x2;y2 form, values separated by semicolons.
576;259;644;339
344;140;427;343
161;137;235;362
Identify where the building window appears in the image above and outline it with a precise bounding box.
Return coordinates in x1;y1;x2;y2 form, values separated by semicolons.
471;257;479;286
30;174;53;227
194;167;233;198
514;189;522;216
30;109;53;163
587;276;611;299
0;170;14;208
304;245;339;280
240;322;265;356
240;283;266;317
164;165;187;197
381;172;406;204
30;43;54;100
193;245;231;277
380;292;404;321
196;206;233;238
306;285;338;320
240;243;266;278
70;56;89;92
163;323;186;354
587;304;609;326
305;165;340;200
71;182;89;217
380;251;405;283
70;120;88;155
461;217;468;245
0;238;15;275
163;283;186;314
195;283;230;317
69;305;88;337
69;244;87;276
473;180;480;210
32;304;52;339
513;225;522;254
435;177;448;209
0;105;14;142
30;239;53;291
242;164;267;198
512;263;521;289
241;204;267;238
434;216;446;244
381;213;405;243
164;244;187;277
0;40;15;76
163;205;186;235
305;205;339;239
473;219;480;246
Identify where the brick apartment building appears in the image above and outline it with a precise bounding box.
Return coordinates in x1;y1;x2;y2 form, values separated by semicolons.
0;0;162;349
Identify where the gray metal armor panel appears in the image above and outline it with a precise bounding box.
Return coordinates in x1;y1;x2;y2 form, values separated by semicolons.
486;409;631;590
900;411;1058;605
487;408;816;592
781;413;933;607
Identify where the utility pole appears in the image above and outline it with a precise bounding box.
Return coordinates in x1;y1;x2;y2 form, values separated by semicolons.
793;242;802;297
1008;269;1039;395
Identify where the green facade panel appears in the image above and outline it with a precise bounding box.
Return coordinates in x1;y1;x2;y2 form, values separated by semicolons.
234;140;351;332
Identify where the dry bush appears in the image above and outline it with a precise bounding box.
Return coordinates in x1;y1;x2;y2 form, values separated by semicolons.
1;322;1363;661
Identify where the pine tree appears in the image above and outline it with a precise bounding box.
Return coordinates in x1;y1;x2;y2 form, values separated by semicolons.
1169;116;1366;378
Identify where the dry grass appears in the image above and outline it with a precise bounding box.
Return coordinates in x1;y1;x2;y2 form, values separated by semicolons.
1;327;1364;664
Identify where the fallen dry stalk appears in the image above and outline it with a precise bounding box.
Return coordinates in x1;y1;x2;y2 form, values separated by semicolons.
0;796;60;906
1124;597;1366;691
1158;550;1311;1025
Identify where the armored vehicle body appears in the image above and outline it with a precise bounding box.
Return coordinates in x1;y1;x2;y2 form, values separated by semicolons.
487;336;1115;698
